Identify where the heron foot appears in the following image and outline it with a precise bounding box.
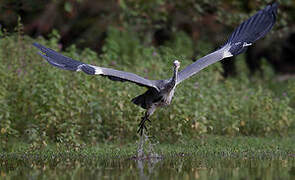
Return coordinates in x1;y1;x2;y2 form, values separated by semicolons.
137;116;150;135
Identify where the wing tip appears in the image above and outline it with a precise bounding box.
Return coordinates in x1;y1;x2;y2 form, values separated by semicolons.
263;2;278;12
36;51;44;57
266;2;278;19
33;42;42;49
270;2;279;10
33;42;58;54
226;2;278;47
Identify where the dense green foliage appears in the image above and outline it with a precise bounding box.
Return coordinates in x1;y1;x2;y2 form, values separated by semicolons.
1;0;294;49
0;27;294;146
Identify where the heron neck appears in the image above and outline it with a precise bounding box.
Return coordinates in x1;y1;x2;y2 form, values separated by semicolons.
170;66;179;87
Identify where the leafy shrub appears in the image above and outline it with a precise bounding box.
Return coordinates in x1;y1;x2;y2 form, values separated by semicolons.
0;27;294;146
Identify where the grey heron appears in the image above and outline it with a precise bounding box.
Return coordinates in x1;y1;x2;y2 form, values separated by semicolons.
33;3;278;135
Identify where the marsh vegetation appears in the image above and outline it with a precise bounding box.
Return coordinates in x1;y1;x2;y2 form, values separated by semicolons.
0;1;295;178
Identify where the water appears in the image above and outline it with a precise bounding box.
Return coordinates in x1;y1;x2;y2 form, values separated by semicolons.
1;134;294;179
136;129;161;160
1;154;294;179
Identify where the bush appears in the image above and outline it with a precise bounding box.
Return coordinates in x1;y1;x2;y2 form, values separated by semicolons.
0;28;294;146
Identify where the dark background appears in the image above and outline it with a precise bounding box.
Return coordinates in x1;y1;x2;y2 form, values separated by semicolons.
1;0;295;76
0;1;293;48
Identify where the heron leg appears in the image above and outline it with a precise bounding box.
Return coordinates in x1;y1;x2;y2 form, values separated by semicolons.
137;106;156;135
137;113;150;135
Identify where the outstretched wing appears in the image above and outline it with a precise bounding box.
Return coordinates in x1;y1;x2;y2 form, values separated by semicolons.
177;2;278;83
33;43;160;91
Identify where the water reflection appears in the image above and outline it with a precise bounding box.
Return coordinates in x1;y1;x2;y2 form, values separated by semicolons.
137;157;162;180
1;155;294;179
136;129;163;179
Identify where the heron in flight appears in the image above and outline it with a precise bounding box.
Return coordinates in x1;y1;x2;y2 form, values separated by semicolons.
34;3;277;135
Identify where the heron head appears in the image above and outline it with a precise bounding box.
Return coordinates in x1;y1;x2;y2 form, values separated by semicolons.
173;60;180;69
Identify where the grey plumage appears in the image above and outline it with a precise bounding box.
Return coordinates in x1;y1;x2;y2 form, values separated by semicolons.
34;3;278;135
36;47;159;91
177;2;277;83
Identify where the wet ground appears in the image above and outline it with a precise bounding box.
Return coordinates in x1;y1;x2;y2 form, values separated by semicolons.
1;135;295;179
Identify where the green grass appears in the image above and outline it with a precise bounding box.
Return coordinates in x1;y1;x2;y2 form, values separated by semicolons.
1;135;294;162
